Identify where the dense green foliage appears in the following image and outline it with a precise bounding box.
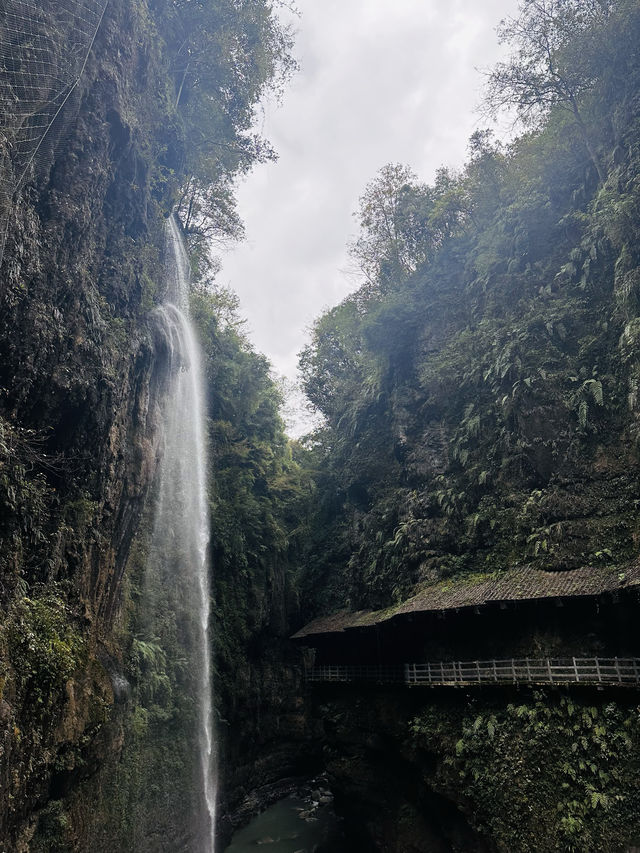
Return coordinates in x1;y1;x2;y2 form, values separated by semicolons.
150;0;296;274
191;286;311;720
6;594;86;722
296;11;640;848
299;0;640;613
410;692;640;851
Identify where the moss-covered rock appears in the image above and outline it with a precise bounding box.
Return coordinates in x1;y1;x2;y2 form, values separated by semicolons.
410;691;640;852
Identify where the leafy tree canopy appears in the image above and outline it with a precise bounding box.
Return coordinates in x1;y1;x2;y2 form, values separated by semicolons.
150;0;297;271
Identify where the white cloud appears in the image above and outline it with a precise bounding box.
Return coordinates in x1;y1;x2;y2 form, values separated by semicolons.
219;0;519;384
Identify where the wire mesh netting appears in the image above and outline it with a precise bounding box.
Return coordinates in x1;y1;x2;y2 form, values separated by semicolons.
0;0;109;265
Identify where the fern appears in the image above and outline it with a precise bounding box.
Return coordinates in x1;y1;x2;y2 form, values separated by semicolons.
579;399;588;428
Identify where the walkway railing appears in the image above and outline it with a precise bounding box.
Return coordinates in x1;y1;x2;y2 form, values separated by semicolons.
308;658;640;687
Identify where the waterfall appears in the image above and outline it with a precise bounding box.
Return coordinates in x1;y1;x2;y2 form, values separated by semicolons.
151;214;217;851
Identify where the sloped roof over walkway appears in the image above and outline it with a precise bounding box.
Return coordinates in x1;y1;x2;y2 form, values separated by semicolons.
291;560;640;640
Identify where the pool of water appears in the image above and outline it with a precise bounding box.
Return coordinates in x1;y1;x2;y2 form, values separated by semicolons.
224;795;347;853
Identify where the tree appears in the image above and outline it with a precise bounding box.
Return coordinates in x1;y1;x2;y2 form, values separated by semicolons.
484;0;612;183
349;163;436;289
151;0;297;272
299;300;369;421
176;173;245;279
427;167;471;243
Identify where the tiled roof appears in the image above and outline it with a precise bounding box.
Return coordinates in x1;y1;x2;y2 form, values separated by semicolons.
291;560;640;640
291;609;375;638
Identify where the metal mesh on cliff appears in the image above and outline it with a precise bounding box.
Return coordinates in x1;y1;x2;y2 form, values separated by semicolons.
0;0;108;266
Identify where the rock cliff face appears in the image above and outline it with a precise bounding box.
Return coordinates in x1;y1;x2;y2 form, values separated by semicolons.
313;688;492;853
310;685;640;853
0;0;185;846
0;3;315;848
216;641;320;843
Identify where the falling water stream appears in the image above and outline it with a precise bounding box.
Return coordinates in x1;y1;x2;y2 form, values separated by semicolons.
151;214;217;851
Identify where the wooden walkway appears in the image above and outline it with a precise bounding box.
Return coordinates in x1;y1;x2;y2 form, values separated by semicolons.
308;658;640;687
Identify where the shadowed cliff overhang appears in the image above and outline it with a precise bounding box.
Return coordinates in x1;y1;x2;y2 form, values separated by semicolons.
291;560;640;641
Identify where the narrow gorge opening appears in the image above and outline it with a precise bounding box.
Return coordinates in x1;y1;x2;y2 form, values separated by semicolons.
2;1;640;851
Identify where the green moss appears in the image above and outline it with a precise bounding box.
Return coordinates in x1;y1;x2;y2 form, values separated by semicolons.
5;594;85;722
410;692;640;851
31;800;72;853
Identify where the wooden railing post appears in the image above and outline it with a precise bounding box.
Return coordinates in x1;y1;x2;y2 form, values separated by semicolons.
573;657;579;683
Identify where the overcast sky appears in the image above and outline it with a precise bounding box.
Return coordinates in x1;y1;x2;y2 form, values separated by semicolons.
219;0;519;392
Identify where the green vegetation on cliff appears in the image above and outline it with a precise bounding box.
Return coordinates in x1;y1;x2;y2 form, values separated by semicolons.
295;5;640;852
0;0;297;848
411;692;640;852
298;0;640;614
